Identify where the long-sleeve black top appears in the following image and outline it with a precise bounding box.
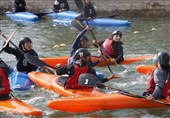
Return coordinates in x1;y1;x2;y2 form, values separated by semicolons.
4;44;38;73
53;0;70;13
84;3;96;18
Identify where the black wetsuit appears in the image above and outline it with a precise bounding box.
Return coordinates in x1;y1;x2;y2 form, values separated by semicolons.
4;44;38;73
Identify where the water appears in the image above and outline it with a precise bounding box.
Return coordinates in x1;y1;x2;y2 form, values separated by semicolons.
0;15;170;118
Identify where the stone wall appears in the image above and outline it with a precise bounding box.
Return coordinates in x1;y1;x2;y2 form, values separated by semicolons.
0;0;170;16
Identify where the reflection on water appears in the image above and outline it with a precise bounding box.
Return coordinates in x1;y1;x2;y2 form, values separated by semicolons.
0;15;170;118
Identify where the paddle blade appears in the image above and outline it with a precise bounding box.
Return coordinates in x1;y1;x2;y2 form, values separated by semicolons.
71;19;85;31
24;53;47;67
78;73;99;87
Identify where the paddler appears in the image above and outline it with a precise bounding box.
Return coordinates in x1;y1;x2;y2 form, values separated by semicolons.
93;30;124;64
56;48;115;89
53;0;70;13
0;58;11;100
143;51;170;100
73;0;97;30
3;37;39;74
79;0;96;20
12;0;27;13
68;25;101;67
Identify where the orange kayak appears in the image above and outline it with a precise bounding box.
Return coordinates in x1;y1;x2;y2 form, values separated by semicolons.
28;72;104;97
0;98;43;116
41;55;154;67
135;65;156;75
47;93;170;113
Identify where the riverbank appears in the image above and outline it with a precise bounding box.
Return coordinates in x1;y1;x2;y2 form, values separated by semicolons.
0;0;170;16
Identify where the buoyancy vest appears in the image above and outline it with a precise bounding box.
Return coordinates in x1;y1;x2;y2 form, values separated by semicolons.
0;68;10;96
98;38;116;58
147;69;170;98
65;64;89;89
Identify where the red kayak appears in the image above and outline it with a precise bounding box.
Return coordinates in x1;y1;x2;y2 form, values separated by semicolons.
41;55;154;67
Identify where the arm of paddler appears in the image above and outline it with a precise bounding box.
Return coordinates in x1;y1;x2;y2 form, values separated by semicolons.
100;74;120;83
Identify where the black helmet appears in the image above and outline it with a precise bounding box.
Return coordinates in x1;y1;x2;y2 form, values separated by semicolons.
111;31;122;38
19;37;32;49
73;48;91;60
154;51;170;65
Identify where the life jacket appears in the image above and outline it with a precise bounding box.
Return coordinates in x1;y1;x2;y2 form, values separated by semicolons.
65;64;89;89
147;69;170;98
0;68;10;96
98;38;116;58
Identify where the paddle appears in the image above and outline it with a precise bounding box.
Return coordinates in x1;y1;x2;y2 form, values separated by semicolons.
34;12;54;18
98;14;118;18
74;0;114;74
24;53;56;69
71;19;85;31
71;14;118;31
78;73;170;107
0;30;56;70
0;27;20;53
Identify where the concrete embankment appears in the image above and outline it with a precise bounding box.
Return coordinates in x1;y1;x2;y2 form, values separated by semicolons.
0;0;170;16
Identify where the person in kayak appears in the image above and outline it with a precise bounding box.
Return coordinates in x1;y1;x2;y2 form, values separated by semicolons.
144;51;170;100
56;48;115;89
12;0;27;13
68;25;101;67
77;0;96;20
0;58;11;100
93;30;124;64
53;0;70;13
73;0;97;30
3;37;38;74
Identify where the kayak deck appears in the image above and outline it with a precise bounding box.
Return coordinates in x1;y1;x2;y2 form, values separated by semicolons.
41;55;154;67
47;93;170;113
135;65;156;75
6;11;39;22
0;98;42;116
28;72;104;97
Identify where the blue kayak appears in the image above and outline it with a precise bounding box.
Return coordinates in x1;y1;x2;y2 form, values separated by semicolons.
53;18;131;27
8;68;34;91
47;10;80;19
6;11;39;22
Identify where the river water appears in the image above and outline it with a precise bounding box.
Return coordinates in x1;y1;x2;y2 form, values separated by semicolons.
0;14;170;118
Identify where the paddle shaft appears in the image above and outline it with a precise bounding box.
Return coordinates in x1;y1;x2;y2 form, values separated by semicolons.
98;83;170;107
1;34;20;50
0;27;20;53
78;73;170;107
75;0;114;74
